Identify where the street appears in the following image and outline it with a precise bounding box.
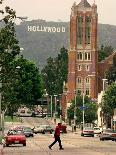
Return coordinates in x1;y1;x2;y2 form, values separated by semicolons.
3;117;116;155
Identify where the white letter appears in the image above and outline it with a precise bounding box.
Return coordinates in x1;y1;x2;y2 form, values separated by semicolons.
62;27;65;32
43;27;47;32
28;26;32;31
33;26;37;32
47;27;52;32
52;27;56;32
57;27;60;32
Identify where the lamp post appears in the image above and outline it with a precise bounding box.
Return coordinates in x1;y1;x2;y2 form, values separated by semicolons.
101;79;108;131
50;95;53;120
59;94;62;123
82;92;85;129
54;95;57;124
0;67;2;135
74;91;77;126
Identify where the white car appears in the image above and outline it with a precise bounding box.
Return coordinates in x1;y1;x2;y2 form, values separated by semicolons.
93;127;102;134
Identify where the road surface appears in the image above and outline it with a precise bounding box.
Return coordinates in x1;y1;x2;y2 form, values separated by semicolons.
3;117;116;155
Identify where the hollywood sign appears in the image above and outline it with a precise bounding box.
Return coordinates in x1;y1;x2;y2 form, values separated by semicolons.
27;25;66;33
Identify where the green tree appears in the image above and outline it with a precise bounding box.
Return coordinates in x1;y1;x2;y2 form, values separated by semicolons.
42;47;68;95
11;56;43;108
0;2;20;114
106;55;116;84
67;95;97;124
102;82;116;119
98;45;113;62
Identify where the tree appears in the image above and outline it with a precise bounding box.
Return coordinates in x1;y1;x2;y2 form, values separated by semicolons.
0;2;44;117
106;55;116;84
41;47;68;95
5;56;43;112
102;82;116;120
98;45;113;62
0;2;20;114
67;95;97;124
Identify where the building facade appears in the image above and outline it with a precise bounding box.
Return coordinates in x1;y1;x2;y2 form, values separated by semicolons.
67;0;98;103
61;0;116;121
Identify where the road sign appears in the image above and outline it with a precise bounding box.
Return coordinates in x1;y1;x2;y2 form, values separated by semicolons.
79;105;87;110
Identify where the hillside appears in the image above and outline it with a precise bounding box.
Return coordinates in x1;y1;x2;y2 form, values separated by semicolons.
15;20;116;70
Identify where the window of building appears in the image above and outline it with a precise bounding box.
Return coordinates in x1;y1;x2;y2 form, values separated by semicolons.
77;77;82;84
86;77;90;83
84;52;91;61
77;88;81;95
77;17;83;45
77;65;82;71
77;52;83;60
85;88;90;95
85;17;91;45
85;65;89;71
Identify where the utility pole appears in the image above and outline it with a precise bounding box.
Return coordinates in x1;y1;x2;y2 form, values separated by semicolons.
0;91;1;135
59;94;62;123
82;92;85;129
50;95;53;120
74;93;76;126
54;95;57;124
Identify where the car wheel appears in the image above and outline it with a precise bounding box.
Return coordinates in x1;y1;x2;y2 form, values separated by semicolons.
42;131;45;134
31;134;34;137
6;144;9;147
50;131;52;134
81;133;84;136
100;138;104;141
23;143;26;146
92;135;94;137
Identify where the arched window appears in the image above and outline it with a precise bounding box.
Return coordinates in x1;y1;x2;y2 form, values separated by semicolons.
77;77;82;84
85;17;91;45
86;88;90;95
77;17;83;45
84;52;91;61
77;52;83;60
86;77;90;83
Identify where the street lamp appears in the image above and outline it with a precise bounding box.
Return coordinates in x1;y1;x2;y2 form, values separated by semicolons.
58;94;62;123
82;92;85;129
54;95;57;124
74;90;77;127
50;95;53;120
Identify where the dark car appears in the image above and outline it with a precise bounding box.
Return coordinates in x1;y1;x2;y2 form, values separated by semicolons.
23;127;34;137
81;127;94;137
100;129;116;141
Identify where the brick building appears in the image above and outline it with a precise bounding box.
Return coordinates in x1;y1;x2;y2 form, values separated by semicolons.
61;0;116;120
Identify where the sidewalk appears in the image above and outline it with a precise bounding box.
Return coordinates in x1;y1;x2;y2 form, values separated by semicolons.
0;144;3;155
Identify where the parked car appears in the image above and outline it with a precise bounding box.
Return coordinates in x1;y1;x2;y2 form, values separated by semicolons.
5;130;26;147
23;127;34;137
60;124;67;133
93;127;102;134
33;125;54;134
81;127;94;137
100;129;116;141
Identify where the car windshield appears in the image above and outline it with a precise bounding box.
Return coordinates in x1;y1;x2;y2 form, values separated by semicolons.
24;127;32;131
84;127;93;130
94;128;100;130
8;130;23;135
104;129;116;133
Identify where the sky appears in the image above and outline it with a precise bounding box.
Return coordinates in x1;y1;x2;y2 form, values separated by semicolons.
1;0;116;25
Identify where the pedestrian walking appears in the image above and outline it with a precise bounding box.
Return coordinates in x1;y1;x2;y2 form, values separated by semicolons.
48;123;64;150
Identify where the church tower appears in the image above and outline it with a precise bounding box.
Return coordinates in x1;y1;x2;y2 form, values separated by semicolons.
67;0;98;102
